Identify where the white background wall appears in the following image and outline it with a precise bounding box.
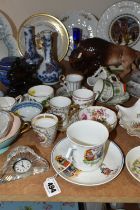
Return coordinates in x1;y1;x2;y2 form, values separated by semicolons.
0;0;138;30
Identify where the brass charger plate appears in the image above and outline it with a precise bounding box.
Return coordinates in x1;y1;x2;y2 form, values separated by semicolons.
17;13;69;61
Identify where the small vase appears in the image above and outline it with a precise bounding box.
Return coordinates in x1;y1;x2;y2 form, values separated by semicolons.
72;27;82;49
37;31;62;85
23;26;43;66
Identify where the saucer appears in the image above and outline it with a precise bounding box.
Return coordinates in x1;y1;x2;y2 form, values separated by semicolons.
106;92;130;105
51;137;124;186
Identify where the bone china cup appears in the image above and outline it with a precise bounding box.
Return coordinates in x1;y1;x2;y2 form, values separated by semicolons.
0;95;23;111
27;85;54;103
72;88;95;109
66;120;109;172
60;73;83;92
31;113;58;147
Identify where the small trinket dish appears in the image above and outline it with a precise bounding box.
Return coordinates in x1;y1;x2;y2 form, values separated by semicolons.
126;146;140;182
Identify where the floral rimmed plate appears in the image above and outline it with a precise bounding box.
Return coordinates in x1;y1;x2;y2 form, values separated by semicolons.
96;1;140;50
79;106;117;132
18;13;69;61
60;10;98;60
51;137;124;186
126;146;140;182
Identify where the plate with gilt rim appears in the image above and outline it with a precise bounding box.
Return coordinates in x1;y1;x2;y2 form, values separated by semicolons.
60;10;98;61
51;137;124;186
17;13;69;61
96;1;140;50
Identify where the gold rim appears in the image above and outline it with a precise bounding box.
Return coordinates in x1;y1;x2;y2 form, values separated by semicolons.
17;13;69;61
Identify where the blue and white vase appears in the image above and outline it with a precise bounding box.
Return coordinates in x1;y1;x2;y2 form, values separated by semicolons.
37;31;62;85
23;26;43;66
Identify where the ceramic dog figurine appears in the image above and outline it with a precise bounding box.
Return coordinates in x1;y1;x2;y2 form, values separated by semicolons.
69;37;140;79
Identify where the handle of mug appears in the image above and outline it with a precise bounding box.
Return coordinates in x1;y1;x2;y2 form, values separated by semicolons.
108;74;119;83
20;122;31;134
69;104;80;120
66;147;76;162
15;95;23;103
59;74;66;83
94;91;100;101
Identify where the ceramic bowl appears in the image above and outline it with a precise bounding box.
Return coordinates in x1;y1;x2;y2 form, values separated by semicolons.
79;106;117;132
126;146;140;182
11;101;43;121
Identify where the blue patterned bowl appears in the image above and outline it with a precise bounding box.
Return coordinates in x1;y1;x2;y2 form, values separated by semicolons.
11;101;43;121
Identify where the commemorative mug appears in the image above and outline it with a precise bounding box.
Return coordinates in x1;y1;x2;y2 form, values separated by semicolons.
66;120;109;171
59;74;83;93
48;96;79;131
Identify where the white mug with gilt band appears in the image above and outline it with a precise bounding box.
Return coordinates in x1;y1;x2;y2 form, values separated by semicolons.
72;88;95;109
31;113;58;147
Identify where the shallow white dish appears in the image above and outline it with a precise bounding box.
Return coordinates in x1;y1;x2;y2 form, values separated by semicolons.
60;10;98;60
51;137;124;186
18;13;69;61
96;1;140;50
126;146;140;182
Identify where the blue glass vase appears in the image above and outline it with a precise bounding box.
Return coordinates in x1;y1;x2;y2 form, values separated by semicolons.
72;27;82;49
23;26;43;66
37;31;62;85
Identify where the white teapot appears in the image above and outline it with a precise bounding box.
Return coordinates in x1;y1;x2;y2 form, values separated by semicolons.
116;99;140;123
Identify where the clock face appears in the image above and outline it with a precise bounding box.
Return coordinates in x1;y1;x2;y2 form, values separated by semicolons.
13;158;32;173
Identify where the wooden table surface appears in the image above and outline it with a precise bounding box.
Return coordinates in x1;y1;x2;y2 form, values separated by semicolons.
0;97;140;202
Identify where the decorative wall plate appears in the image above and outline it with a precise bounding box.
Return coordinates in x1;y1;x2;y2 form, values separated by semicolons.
60;10;98;60
51;137;124;186
96;1;140;50
18;13;69;61
0;10;20;59
0;146;49;183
